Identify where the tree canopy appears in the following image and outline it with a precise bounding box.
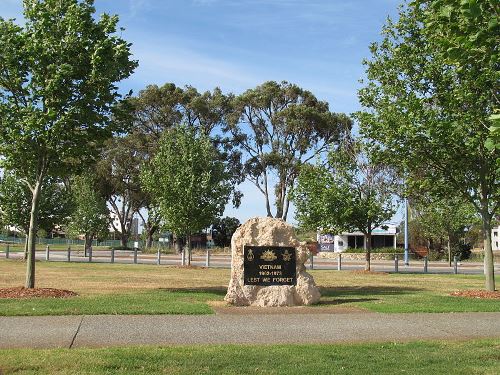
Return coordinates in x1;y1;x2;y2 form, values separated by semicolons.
357;0;498;289
211;216;241;248
66;174;110;252
0;0;136;287
141;126;234;264
226;81;351;220
293;140;397;270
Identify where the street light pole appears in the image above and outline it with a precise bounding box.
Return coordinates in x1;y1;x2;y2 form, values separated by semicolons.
404;197;409;265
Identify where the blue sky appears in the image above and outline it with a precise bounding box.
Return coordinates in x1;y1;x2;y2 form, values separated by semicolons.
2;0;403;224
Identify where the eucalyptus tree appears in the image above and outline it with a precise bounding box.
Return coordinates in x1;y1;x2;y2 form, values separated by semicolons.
0;0;136;287
141;126;233;265
293;140;397;270
97;136;144;248
357;0;498;289
226;81;351;220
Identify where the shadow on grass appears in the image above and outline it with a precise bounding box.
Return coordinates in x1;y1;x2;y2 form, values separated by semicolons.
159;287;227;296
319;285;423;298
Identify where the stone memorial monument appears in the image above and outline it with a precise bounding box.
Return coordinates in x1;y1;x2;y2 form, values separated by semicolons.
224;217;321;306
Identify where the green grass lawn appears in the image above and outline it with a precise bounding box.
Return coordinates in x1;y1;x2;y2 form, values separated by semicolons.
0;289;222;316
0;340;499;374
0;259;499;316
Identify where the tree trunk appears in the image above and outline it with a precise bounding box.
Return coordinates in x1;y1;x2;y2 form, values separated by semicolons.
263;170;273;217
25;180;42;289
447;234;452;267
282;196;290;221
364;232;372;271
146;232;153;249
24;235;29;260
120;234;129;249
174;234;184;254
84;233;93;256
481;211;495;291
186;235;192;266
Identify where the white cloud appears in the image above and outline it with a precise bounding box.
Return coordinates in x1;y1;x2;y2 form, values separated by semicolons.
130;35;263;92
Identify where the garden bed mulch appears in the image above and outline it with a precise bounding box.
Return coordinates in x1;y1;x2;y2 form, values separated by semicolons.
450;290;500;299
0;287;78;299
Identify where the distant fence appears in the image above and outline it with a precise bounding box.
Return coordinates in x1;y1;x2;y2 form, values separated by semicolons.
0;235;171;249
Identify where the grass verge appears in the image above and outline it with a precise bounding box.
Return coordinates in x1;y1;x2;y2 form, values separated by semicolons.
1;260;499;315
0;340;499;374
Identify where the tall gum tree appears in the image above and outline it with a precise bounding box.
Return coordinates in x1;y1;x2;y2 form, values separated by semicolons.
226;81;351;220
357;0;499;290
0;0;136;288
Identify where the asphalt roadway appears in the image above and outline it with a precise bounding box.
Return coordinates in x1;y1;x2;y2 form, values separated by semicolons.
1;312;499;349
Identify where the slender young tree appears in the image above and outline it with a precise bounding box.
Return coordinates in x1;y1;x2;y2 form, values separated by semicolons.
114;83;243;248
66;175;110;254
141;127;233;265
293;141;397;270
0;0;136;287
357;0;498;290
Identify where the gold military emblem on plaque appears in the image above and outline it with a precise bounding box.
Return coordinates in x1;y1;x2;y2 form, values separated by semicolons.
247;249;254;262
260;249;277;261
282;249;292;262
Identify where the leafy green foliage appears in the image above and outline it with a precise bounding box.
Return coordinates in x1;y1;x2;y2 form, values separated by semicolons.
226;81;351;220
0;173;72;235
293;140;397;269
293;141;397;236
0;0;137;287
103;83;244;248
211;216;240;247
357;0;498;289
409;194;477;261
0;0;137;180
66;175;110;246
141;127;233;245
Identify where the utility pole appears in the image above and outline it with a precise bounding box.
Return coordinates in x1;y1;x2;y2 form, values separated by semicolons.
404;197;409;266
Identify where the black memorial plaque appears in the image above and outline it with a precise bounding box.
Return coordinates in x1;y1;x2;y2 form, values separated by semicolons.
243;246;296;286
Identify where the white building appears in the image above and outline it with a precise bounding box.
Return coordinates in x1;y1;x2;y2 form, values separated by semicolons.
318;224;399;253
493;226;500;251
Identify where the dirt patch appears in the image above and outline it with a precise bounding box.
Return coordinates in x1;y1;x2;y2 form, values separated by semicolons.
0;287;78;299
208;300;371;315
350;270;389;275
450;290;500;299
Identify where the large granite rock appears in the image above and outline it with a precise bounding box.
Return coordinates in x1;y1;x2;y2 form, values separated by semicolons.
224;217;321;307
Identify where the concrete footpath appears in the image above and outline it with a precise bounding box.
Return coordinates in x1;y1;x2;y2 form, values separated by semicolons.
1;312;499;349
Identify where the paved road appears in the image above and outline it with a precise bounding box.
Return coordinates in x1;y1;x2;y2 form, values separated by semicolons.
1;312;499;349
2;251;498;275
